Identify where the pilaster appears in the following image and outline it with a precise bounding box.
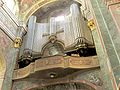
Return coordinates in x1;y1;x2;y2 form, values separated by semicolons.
90;0;120;89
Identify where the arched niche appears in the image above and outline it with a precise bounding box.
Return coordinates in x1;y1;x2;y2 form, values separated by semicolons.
41;40;65;57
21;0;83;23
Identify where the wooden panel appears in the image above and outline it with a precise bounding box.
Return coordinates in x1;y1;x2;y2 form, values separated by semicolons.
13;55;99;80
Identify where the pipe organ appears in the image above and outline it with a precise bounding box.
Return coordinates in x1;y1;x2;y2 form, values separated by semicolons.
18;3;96;68
70;3;93;47
50;17;56;35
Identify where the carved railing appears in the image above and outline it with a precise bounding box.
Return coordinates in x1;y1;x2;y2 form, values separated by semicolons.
13;55;99;80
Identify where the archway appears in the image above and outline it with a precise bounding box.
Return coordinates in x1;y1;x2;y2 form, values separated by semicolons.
20;0;83;22
28;80;98;90
41;40;65;57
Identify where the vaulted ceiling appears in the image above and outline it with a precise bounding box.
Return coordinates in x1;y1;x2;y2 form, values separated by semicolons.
17;0;81;22
33;0;74;22
17;0;112;22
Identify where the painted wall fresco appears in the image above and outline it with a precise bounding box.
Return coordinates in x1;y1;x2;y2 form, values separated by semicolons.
18;0;90;22
19;0;47;14
0;29;13;89
0;29;17;90
0;29;13;61
109;3;120;31
0;29;10;77
0;1;20;89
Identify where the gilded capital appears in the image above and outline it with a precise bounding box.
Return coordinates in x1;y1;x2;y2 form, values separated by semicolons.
14;37;22;48
88;19;96;31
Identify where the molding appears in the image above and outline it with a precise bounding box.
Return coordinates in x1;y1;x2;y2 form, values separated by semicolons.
1;2;19;26
0;2;26;41
0;0;4;7
107;0;120;8
14;37;22;48
88;19;96;31
0;20;15;41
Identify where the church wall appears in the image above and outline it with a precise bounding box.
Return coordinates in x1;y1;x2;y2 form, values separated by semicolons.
100;0;120;32
0;29;16;90
0;0;119;89
108;1;120;32
89;0;120;89
0;0;19;41
0;1;26;90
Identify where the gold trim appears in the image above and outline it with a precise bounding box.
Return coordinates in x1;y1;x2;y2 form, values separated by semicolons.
14;37;22;48
88;19;96;31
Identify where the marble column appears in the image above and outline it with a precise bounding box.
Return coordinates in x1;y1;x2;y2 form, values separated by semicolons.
49;17;56;35
0;1;18;90
90;0;120;89
91;29;113;90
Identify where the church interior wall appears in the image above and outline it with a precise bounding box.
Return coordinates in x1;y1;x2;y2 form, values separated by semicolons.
0;0;120;90
12;68;104;90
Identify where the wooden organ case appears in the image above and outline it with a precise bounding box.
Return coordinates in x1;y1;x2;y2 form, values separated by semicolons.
13;2;101;90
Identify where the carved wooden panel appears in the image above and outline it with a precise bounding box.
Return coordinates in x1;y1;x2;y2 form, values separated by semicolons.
13;55;99;80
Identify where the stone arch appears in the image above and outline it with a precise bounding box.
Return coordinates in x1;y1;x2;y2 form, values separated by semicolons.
41;40;65;56
26;80;99;90
23;0;82;23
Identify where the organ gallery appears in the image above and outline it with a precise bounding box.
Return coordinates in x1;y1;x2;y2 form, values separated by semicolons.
0;0;120;90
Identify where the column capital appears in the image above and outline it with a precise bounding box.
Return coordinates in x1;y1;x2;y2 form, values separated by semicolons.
88;19;96;31
14;37;22;48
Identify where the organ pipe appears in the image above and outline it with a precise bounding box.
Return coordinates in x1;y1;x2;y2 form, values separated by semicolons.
70;3;83;39
25;16;36;51
70;3;93;47
50;17;56;35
